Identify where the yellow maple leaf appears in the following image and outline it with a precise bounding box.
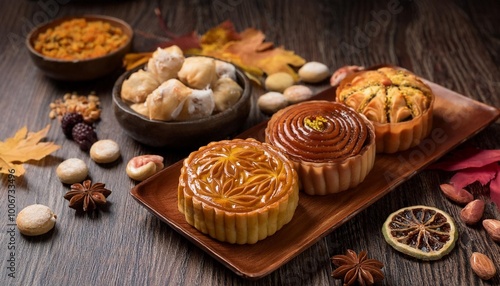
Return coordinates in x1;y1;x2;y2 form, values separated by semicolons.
194;23;306;81
0;125;61;177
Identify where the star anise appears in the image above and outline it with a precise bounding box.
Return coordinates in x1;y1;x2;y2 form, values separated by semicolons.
331;249;384;286
64;180;111;212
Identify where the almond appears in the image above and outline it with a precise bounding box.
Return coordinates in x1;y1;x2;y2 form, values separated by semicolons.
460;199;485;225
439;183;473;205
470;252;496;280
482;219;500;242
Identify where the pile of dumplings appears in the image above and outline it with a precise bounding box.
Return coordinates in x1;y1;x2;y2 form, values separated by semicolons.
121;45;243;121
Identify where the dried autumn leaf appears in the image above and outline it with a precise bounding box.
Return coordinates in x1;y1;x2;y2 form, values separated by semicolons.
0;125;60;176
193;21;306;81
450;163;498;189
429;147;500;171
490;165;500;209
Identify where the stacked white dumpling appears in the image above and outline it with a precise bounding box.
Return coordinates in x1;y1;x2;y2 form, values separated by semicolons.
120;45;243;121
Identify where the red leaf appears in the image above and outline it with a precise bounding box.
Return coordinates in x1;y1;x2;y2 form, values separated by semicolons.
157;31;201;51
450;163;498;189
429;147;500;171
490;165;500;210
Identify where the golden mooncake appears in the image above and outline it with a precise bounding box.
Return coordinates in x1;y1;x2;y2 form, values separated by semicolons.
336;67;434;153
265;100;376;195
178;138;299;244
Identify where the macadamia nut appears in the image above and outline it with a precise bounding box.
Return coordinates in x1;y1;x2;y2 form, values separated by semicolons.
56;158;88;184
16;204;57;236
257;92;289;114
126;155;164;181
90;140;121;163
283;85;313;104
265;72;294;92
298;61;330;83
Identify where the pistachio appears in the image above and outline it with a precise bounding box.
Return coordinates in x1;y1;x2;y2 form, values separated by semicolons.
265;72;294;92
470;252;496;280
439;183;473;205
460;199;485;225
482;219;500;242
126;155;164;181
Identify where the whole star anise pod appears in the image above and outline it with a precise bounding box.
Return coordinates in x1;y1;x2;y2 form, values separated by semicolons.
331;249;384;286
64;180;111;212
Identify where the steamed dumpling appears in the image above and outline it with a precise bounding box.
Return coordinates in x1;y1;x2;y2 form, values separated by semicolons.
176;89;215;121
146;79;192;121
212;77;242;112
130;102;149;117
147;45;185;82
145;79;215;121
215;60;236;80
177;56;217;89
121;70;160;103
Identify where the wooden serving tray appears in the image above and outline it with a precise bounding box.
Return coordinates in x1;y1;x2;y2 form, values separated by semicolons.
130;79;499;279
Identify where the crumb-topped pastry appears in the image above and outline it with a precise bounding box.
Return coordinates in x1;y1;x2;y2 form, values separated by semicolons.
178;138;299;244
336;67;434;153
265;100;376;195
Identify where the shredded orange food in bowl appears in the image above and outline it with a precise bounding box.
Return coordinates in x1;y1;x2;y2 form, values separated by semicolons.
34;18;129;61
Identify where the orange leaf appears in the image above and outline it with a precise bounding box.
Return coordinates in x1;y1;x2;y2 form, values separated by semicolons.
0;125;60;177
195;22;306;81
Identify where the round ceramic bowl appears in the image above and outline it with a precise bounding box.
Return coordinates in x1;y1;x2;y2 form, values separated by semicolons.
112;62;252;149
26;15;133;81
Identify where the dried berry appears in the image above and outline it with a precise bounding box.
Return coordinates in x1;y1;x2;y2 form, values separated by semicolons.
60;112;83;139
72;123;97;151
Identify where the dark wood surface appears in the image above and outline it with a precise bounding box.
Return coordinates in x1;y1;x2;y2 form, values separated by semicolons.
1;0;499;285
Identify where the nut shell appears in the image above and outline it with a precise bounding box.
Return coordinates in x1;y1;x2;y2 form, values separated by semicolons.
439;183;473;205
482;219;500;242
470;252;496;280
16;204;57;236
56;158;88;184
90;139;121;163
460;199;485;225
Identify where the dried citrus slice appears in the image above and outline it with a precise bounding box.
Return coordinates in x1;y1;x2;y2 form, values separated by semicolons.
382;205;458;260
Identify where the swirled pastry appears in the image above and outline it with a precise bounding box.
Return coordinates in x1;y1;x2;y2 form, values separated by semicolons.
265;100;376;195
178;138;299;244
336;67;434;153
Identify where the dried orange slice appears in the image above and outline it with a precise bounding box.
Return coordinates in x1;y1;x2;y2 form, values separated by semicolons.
382;205;458;260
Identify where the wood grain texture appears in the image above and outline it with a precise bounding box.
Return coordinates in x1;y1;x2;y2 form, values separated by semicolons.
0;0;498;285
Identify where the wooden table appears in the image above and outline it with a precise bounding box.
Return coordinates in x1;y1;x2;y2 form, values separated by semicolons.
1;0;499;285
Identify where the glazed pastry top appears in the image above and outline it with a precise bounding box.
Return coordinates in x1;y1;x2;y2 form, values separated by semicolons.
180;139;297;212
265;100;374;162
336;67;433;124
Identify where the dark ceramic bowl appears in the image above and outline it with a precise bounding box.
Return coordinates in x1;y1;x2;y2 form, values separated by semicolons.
112;62;252;149
26;15;133;81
